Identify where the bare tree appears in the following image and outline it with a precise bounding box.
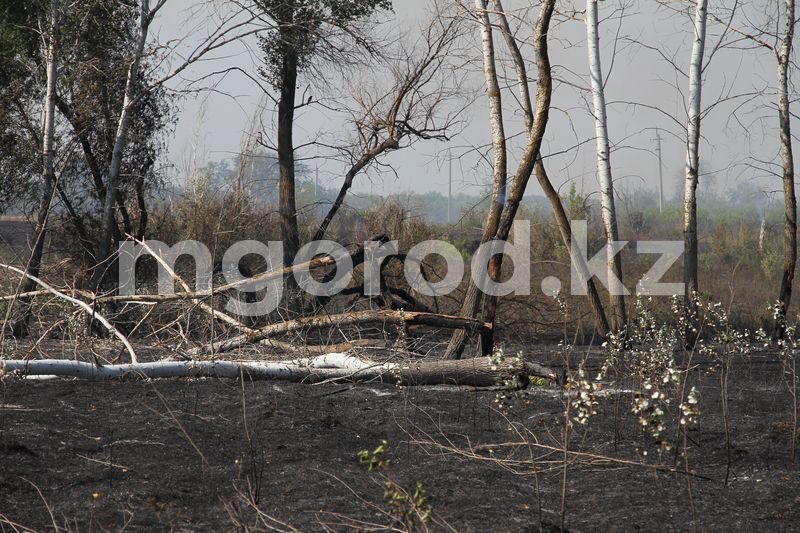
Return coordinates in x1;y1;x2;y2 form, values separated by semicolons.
312;10;463;241
774;0;796;336
683;0;708;305
444;0;509;358
445;0;611;358
723;0;799;336
586;0;626;332
479;0;557;355
494;0;609;341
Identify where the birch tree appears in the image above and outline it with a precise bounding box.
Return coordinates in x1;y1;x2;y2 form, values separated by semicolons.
1;0;181;336
91;0;166;291
479;0;557;355
445;0;611;358
3;1;266;339
683;0;708;304
586;0;627;332
774;0;796;336
445;0;508;358
9;0;60;337
724;0;799;336
68;0;260;292
493;0;609;342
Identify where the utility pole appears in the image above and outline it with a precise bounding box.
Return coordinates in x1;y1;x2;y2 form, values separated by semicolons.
448;149;452;224
652;128;664;212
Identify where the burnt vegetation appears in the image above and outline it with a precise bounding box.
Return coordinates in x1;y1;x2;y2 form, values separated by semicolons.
1;0;800;531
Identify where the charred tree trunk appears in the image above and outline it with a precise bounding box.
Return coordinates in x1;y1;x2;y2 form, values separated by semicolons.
277;47;300;266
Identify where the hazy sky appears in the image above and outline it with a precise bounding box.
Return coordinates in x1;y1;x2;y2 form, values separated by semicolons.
156;1;788;204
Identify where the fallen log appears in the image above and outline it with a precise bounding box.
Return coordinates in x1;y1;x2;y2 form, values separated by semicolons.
191;309;493;356
257;338;386;355
0;354;558;387
0;242;374;306
104;238;378;305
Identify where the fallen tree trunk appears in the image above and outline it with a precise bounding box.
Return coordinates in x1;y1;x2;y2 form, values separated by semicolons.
0;354;559;386
107;239;378;305
191;309;493;356
0;242;375;306
257;338;386;355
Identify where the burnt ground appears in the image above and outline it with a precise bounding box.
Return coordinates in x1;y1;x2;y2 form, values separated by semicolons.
1;346;800;532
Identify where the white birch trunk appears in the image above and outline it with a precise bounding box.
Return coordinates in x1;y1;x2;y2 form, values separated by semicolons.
444;0;508;358
95;0;153;282
683;0;708;302
0;355;559;386
776;0;796;332
41;0;58;191
476;0;507;197
490;0;610;337
9;0;60;336
586;0;627;331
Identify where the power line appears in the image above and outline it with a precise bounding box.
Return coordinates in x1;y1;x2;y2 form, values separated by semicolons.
651;128;664;212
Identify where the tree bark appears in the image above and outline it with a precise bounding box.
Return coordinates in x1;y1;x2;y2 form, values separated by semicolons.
776;0;796;338
277;43;300;266
0;355;558;387
488;0;609;340
586;0;626;332
92;0;153;290
480;0;557;355
192;309;493;356
10;0;60;337
683;0;708;305
444;0;508;359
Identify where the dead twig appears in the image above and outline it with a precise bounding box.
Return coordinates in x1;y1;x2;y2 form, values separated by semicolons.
0;263;138;363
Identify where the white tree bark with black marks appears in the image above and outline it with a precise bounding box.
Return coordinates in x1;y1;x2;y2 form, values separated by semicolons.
444;0;508;358
0;354;559;386
491;0;610;339
683;0;708;303
776;0;796;336
586;0;627;332
94;0;165;288
9;0;60;336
